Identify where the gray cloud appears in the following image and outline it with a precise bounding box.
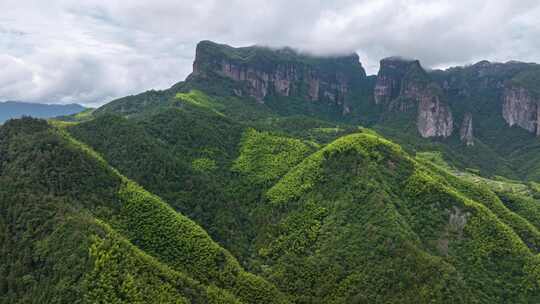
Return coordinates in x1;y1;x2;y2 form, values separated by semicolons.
1;0;540;106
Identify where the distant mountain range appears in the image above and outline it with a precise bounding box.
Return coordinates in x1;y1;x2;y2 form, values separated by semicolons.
0;101;86;123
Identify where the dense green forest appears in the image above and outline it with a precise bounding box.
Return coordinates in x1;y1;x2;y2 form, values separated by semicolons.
2;41;540;303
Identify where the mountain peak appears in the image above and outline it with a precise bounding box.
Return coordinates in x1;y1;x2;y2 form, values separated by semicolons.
374;56;428;105
190;40;366;106
379;56;424;74
381;56;420;63
473;59;491;66
192;40;363;76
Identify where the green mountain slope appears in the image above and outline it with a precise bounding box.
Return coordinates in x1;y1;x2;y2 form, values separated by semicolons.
4;99;540;303
67;92;346;261
3;40;540;303
0;117;286;304
62;91;540;303
258;132;539;303
90;41;540;182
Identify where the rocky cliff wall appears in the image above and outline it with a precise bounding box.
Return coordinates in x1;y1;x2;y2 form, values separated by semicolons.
191;41;365;108
503;86;540;136
374;58;454;138
459;113;474;146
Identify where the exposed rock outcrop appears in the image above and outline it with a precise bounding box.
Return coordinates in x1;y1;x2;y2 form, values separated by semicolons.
416;93;454;138
374;57;454;138
503;86;540;136
438;206;471;255
191;41;366;109
374;57;423;105
460;113;474;146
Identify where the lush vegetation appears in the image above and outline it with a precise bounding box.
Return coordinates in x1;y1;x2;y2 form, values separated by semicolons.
0;117;286;303
59;97;540;302
509;68;540;98
259;132;539;303
233;129;314;185
3;41;540;303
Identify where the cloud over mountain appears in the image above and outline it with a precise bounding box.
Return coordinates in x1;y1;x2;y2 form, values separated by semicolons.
1;0;540;106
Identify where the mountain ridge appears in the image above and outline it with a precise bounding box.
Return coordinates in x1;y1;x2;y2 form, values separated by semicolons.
93;40;540;179
0;101;87;123
97;41;540;139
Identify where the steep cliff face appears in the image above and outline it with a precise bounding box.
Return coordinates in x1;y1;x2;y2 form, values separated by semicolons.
416;93;454;138
503;86;540;135
97;40;540;144
423;61;540;143
191;41;366;109
374;57;454;138
460;113;474;146
374;58;421;105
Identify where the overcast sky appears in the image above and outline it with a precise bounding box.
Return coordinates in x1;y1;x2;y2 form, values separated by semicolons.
1;0;540;106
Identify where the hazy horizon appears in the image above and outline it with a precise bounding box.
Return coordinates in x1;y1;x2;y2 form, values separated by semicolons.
2;0;540;106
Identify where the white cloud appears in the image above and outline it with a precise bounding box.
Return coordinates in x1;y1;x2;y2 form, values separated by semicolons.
1;0;540;106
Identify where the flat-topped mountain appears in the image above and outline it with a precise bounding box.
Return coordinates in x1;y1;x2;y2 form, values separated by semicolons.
90;41;540;178
93;41;540;180
96;41;374;120
190;40;367;109
98;41;540;143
